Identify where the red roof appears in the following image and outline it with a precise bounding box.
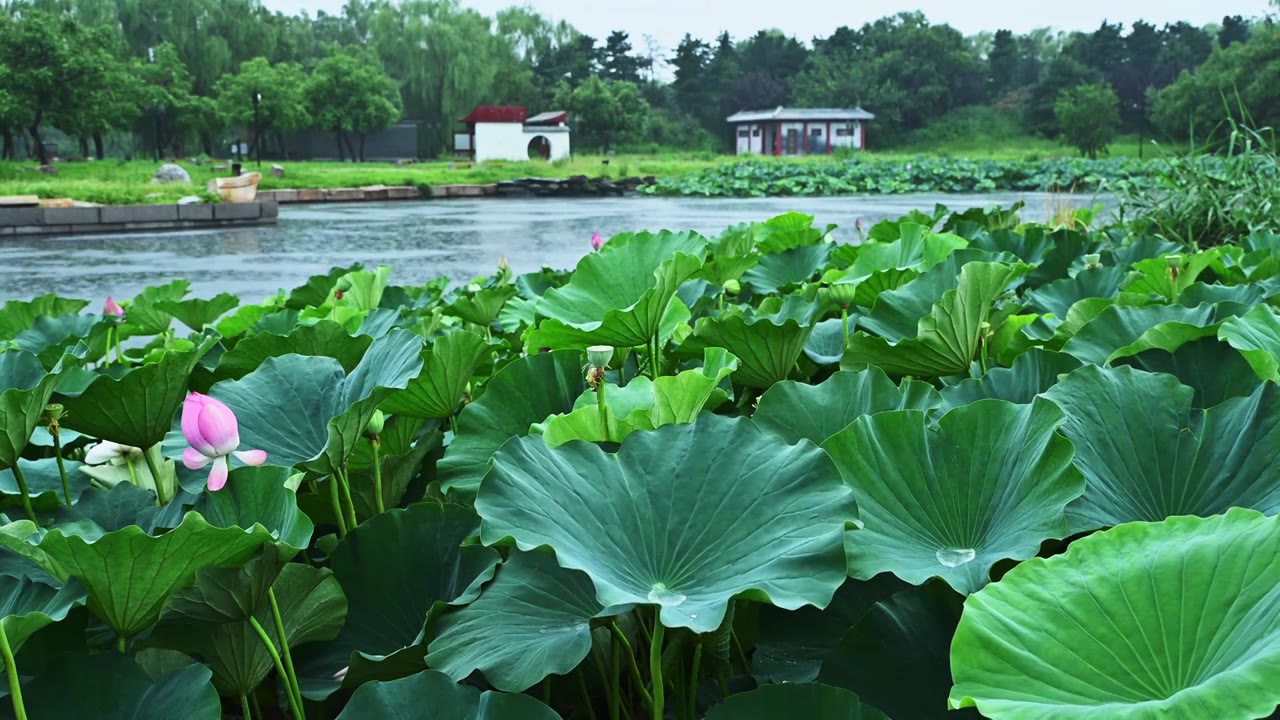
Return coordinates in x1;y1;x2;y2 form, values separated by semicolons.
461;106;527;124
527;111;569;125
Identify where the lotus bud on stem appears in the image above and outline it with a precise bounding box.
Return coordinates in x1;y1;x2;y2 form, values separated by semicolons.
366;410;386;514
1167;254;1184;283
1083;253;1102;269
587;346;614;442
39;404;72;505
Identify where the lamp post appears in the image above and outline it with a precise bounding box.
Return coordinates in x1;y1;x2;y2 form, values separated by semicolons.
148;47;160;162
252;91;262;169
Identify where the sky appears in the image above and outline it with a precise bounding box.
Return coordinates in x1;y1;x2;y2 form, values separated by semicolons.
262;0;1270;52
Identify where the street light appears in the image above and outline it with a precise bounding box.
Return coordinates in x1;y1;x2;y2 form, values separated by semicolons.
251;91;262;169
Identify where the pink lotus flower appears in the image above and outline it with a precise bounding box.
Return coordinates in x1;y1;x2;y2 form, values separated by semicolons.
181;392;266;491
103;296;124;318
591;232;604;251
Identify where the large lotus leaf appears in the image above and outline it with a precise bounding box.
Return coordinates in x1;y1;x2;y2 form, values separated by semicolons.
1023;265;1126;317
1062;302;1242;365
843;262;1029;378
856;249;1013;341
950;509;1280;720
284;265;360;310
205;319;371;385
427;550;604;691
37;511;275;637
1;458;90;511
335;669;560;720
1119;336;1261;408
147;563;346;697
381;330;488;419
939;349;1083;411
753;575;906;683
705;683;890;720
754;368;942;446
159;545;284;625
847;224;967;280
202;330;423;475
821;399;1084;594
447;285;517;327
156;293;240;331
121;279;190;337
0;350;60;470
754;211;827;253
1219;304;1280;381
296;503;500;699
680;295;819;389
742;243;833;295
819;582;975;720
437;351;585;494
537;349;738;446
4;652;220;720
1042;365;1280;533
1121;251;1220;301
0;293;89;343
530;230;708;348
59;334;216;450
477;416;856;633
0;574;86;657
14;313;110;367
803;317;858;365
191;466;314;552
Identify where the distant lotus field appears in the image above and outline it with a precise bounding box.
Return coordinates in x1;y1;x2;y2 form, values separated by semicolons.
3;204;1280;719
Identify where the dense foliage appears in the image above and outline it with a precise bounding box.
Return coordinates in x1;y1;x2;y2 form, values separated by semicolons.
0;1;1272;160
3;201;1280;717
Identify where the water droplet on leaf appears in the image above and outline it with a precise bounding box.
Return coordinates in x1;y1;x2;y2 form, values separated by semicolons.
648;583;687;607
936;547;977;567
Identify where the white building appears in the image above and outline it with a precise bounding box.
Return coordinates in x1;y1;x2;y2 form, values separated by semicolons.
726;107;875;156
457;106;572;163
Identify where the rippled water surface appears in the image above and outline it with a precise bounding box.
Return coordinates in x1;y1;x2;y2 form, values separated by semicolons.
0;193;1106;301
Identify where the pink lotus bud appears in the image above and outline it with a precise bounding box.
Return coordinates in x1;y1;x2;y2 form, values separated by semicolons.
591;232;604;252
104;296;124;318
181;392;266;492
905;163;913;171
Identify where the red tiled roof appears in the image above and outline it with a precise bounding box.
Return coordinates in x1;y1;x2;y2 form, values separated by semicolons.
526;111;569;125
460;106;527;124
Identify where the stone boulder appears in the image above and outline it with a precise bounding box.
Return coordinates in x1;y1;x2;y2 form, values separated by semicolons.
152;163;192;184
270;164;285;179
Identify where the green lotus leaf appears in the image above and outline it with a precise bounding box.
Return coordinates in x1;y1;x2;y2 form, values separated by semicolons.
949;509;1280;720
286;265;360;310
59;334;217;450
974;227;1093;287
821;399;1084;594
0;574;86;658
37;511;276;637
191;466;314;552
427;550;605;691
804;318;858;365
844;262;1029;378
12;313;107;368
55;481;165;537
337;265;392;312
382;330;489;419
742;243;833;295
477;416;856;633
158;544;284;625
753;575;906;683
155;293;240;331
939;349;1082;411
147;563;346;697
0;350;61;471
448;285;517;327
1121;250;1219;301
119;280;190;337
437;351;585;494
296;503;500;699
529;230;708;348
680;295;818;389
0;293;89;343
537;348;738;446
204;319;371;385
754;368;942;446
705;683;890;720
1;458;90;510
1042;365;1280;533
754;211;828;253
348;424;439;517
5;651;220;720
819;582;976;720
335;669;560;720
1219;303;1280;381
1119;336;1260;408
1062;302;1246;365
847;223;967;280
201;329;423;476
1023;265;1126;317
856;249;1012;341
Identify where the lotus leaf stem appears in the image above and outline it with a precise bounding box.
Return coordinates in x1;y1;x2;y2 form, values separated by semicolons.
125;457;139;488
596;376;610;443
0;620;28;720
142;450;169;505
730;629;751;674
8;463;36;523
328;476;347;538
841;308;850;351
688;643;702;720
576;666;597;720
609;621;652;709
336;466;359;530
248;616;306;720
371;438;386;514
49;425;71;506
268;587;306;716
240;694;252;720
542;676;552;706
604;634;620;720
649;617;665;720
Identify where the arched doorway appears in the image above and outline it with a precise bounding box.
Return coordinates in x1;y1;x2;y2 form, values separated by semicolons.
527;136;551;160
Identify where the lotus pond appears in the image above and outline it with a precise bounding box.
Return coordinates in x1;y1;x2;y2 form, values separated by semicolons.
2;203;1280;719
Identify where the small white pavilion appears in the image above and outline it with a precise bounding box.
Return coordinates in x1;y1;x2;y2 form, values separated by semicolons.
726;107;875;156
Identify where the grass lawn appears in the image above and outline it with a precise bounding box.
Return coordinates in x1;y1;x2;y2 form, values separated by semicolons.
0;137;1162;205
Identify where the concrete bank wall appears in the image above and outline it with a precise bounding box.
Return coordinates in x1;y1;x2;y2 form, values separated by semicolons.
0;202;278;238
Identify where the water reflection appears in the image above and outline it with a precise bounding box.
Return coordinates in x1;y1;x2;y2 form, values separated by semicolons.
0;193;1107;301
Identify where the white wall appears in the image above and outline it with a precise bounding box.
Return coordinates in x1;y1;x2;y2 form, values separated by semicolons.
474;122;529;163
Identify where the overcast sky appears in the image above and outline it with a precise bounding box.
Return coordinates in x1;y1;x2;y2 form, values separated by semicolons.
262;0;1269;51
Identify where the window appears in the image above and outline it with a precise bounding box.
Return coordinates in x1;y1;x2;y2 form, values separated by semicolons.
811;128;823;137
752;128;761;137
738;129;749;138
835;127;851;137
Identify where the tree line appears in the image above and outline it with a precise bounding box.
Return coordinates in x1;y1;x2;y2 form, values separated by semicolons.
0;0;1274;164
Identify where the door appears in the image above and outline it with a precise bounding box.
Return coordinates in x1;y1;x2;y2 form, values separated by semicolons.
736;127;751;154
785;129;799;156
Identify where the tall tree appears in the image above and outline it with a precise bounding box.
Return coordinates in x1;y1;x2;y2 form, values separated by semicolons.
671;34;712;116
988;29;1021;94
306;50;402;161
1218;15;1250;49
599;31;649;83
215;57;311;159
553;77;649;152
1055;82;1120;158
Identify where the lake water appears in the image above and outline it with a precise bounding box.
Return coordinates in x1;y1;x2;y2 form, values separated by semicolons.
0;192;1107;302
